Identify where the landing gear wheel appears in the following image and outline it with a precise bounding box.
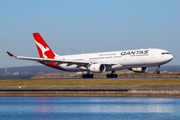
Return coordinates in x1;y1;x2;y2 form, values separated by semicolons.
110;74;114;78
107;74;110;78
114;74;118;78
155;65;161;74
155;70;160;74
90;74;94;78
82;74;94;78
106;73;118;78
82;74;86;78
86;74;90;78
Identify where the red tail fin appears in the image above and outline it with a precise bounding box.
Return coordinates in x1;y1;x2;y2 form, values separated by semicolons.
33;33;56;59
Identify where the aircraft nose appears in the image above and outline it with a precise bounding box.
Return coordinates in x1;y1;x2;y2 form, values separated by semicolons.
169;54;173;61
166;54;173;62
162;54;173;64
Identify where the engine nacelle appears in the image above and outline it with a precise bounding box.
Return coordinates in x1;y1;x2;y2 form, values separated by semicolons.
129;67;148;73
89;64;106;73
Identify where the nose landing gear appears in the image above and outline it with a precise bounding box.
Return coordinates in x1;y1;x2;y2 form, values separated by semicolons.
106;71;118;78
155;65;160;74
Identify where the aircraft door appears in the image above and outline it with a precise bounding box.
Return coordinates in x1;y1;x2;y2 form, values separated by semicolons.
149;50;156;63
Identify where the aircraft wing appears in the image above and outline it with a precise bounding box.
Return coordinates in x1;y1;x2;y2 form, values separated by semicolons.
7;51;117;66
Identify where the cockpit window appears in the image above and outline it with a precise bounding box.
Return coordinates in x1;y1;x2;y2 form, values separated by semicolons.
162;52;170;55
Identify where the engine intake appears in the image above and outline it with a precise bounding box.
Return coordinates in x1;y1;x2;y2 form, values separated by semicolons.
129;67;148;73
89;64;106;73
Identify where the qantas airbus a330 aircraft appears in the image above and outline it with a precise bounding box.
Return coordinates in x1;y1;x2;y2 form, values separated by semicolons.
7;33;173;78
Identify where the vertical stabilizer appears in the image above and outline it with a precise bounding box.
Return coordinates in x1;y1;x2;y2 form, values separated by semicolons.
33;33;57;59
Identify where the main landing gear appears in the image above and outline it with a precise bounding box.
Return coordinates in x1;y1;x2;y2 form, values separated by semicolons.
155;65;160;74
82;74;94;78
106;71;118;78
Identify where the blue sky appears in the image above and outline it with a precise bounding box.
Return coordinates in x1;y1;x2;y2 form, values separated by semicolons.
0;0;179;68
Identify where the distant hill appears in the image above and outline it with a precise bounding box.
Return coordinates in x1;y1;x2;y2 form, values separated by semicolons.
0;65;65;77
0;65;180;77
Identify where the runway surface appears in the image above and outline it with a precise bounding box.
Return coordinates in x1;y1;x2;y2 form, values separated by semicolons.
29;77;180;80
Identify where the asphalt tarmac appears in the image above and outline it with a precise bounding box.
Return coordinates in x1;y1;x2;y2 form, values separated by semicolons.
30;77;180;80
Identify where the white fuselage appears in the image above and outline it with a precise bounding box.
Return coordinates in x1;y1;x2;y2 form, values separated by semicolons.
55;48;173;72
7;32;174;76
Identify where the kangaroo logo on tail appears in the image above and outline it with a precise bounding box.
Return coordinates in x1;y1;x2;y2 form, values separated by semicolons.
33;33;57;59
34;41;50;58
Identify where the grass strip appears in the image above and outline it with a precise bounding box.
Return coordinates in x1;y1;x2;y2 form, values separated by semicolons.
0;79;180;86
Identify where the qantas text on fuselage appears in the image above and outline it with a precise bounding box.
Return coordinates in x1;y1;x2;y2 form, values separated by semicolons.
7;33;173;78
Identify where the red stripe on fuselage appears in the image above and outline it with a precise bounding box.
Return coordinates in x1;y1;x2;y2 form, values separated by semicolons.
40;62;64;71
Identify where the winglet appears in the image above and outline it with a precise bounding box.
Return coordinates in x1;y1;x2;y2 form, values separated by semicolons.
7;51;15;57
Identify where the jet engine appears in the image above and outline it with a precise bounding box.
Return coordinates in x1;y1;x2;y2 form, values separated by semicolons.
89;64;106;73
129;67;148;73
